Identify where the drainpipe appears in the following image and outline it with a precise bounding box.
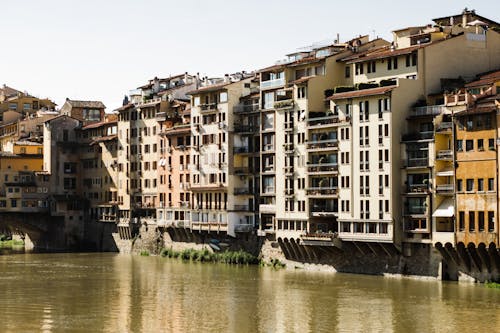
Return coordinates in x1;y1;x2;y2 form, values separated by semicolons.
452;112;458;247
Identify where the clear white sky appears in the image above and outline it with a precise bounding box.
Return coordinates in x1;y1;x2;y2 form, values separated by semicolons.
0;0;498;110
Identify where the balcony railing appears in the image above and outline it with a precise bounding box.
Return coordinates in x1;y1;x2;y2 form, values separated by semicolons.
234;124;258;133
272;99;294;109
411;105;444;117
233;146;250;154
402;131;434;141
404;158;429;168
260;78;285;89
232;205;250;211
404;205;427;215
436;150;453;160
234;187;251;195
306;187;338;195
308;115;342;127
436;184;454;193
406;183;430;193
199;103;218;111
307;163;338;173
307;139;338;150
436;122;452;132
233;104;260;113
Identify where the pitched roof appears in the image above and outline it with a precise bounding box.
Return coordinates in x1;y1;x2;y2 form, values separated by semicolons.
66;99;106;109
464;69;500;88
187;82;231;95
82;120;117;130
340;44;421;64
0;84;21;97
327;85;397;100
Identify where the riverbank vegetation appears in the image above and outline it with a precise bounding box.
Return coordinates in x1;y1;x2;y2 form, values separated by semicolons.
485;282;500;289
0;235;24;248
160;248;259;265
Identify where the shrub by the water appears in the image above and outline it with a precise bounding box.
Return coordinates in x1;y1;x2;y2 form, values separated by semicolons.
160;248;258;265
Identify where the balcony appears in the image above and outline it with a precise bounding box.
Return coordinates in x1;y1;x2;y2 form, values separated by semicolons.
284;166;294;174
306;187;338;196
402;131;434;142
262;144;275;152
301;233;341;247
259;204;276;213
234;187;251;195
307;163;338;174
404;158;429;168
234;104;259;113
191;221;228;233
272;99;294;110
436;122;452;133
234;124;258;133
410;105;443;118
232;205;251;212
155;112;167;121
283;143;294;153
436;184;454;194
199;103;218;112
233;146;250;154
406;183;430;194
404;205;427;216
99;214;117;223
234;224;254;233
260;78;285;90
436;150;453;160
189;183;227;191
306;139;338;151
262;186;275;195
234;167;250;175
308;115;343;128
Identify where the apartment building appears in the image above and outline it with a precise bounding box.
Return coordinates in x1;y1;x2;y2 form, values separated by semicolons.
116;74;197;238
157;100;192;229
442;70;500;247
80;116;118;224
189;73;257;237
0;84;56;123
258;37;389;244
0;142;47;213
330;10;500;251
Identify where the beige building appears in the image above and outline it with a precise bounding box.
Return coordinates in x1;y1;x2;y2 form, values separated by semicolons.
257;37;389;244
116;74;198;239
189;73;257;236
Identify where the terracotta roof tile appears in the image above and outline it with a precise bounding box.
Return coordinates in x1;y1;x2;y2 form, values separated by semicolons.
327;85;397;100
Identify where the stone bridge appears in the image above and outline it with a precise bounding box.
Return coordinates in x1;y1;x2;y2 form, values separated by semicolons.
0;212;66;250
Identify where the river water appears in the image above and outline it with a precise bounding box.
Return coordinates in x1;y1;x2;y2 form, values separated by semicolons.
0;253;498;333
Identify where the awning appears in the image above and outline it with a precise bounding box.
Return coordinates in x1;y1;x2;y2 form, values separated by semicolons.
432;198;454;217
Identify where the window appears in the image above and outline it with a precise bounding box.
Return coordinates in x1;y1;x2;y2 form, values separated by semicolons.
345;66;351;78
219;92;228;103
489;138;495;150
488;211;495;232
488;178;494;191
478;178;484;192
478;211;485;231
457;179;463;192
478;139;484;151
459;211;465;231
63;178;76;190
469;211;475;231
466;140;473;151
456;140;463;151
466;179;474;192
297;86;307;99
23;103;31;110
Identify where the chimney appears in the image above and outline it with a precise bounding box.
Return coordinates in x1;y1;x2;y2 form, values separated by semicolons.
224;74;230;83
184;72;188;82
462;8;468;27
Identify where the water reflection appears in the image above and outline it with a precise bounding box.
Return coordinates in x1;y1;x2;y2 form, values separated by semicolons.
0;254;498;332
